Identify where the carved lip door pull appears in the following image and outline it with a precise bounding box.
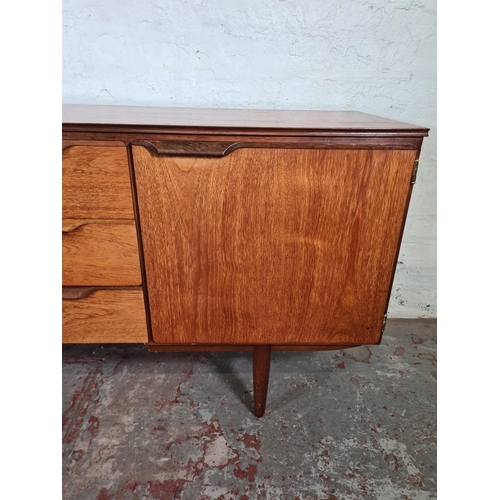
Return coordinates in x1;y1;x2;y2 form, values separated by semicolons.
131;140;242;157
62;219;135;233
62;286;142;300
62;287;98;300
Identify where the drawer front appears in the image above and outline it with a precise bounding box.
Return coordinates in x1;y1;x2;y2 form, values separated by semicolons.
62;145;134;219
62;288;147;343
62;220;142;286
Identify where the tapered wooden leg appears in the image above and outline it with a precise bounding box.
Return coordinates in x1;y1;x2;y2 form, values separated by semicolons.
253;345;271;417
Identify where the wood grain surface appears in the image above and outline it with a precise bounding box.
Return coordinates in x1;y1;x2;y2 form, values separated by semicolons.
62;140;125;150
133;146;416;345
146;344;360;352
62;288;147;343
62;286;139;300
63;132;423;152
62;220;141;286
63;104;429;136
62;146;134;219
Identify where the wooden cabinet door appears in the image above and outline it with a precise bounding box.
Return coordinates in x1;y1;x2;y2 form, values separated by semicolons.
133;146;416;345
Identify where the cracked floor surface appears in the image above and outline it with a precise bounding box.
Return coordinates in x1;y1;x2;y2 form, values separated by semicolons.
62;318;436;500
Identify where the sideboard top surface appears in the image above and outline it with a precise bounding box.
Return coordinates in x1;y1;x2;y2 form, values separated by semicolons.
63;104;429;137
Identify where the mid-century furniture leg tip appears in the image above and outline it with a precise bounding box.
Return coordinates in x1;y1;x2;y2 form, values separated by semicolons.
253;345;271;417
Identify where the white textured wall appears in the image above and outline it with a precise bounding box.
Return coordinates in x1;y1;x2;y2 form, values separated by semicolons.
62;0;437;318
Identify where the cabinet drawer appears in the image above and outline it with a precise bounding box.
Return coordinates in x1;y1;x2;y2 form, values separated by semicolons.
62;220;142;286
62;288;147;343
62;145;134;219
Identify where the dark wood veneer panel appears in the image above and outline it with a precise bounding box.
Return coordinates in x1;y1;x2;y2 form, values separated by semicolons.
147;344;361;352
63;104;429;136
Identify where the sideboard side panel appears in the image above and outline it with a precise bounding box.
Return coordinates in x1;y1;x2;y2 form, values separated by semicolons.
133;146;416;345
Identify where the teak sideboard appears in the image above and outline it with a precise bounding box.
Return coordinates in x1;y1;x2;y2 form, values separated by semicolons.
62;105;428;417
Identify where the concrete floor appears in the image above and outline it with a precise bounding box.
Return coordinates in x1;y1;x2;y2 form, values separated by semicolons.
62;319;436;500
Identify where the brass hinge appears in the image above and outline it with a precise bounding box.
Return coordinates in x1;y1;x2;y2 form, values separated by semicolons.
381;314;388;335
411;158;419;185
